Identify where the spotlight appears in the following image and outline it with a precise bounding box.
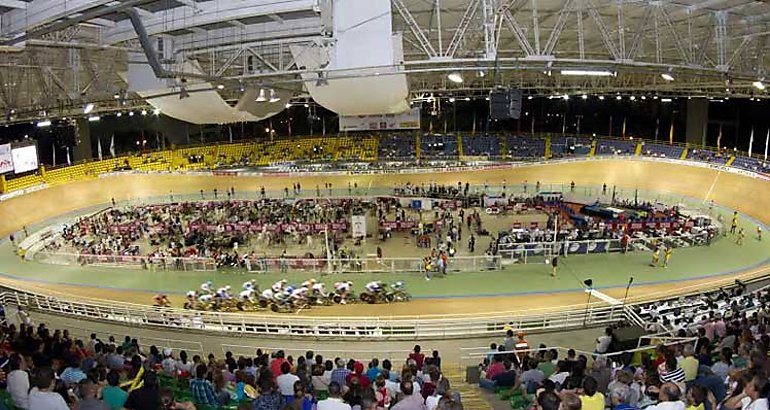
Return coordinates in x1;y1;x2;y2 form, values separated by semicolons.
141;109;147;116
581;94;588;100
527;96;533;100
754;81;766;91
447;72;463;83
216;84;225;90
616;95;622;100
560;69;615;77
116;112;122;117
256;89;267;102
285;103;291;109
268;89;281;103
448;97;455;103
598;96;605;100
153;108;161;115
129;111;134;117
83;103;95;114
36;120;51;127
87;115;100;122
661;73;675;81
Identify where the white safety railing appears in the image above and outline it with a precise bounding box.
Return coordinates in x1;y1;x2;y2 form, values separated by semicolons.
245;255;502;274
34;251;217;272
0;285;628;340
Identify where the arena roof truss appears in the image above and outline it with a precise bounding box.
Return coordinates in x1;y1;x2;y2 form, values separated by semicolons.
0;0;767;122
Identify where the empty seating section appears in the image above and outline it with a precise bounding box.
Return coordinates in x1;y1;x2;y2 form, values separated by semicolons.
420;134;459;159
550;136;593;157
687;148;730;164
731;156;770;173
595;139;637;155
639;142;685;159
504;135;545;159
378;134;416;159
5;134;770;195
462;135;502;158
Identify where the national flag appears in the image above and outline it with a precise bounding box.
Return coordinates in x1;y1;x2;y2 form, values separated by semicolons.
109;135;115;157
66;146;71;166
97;137;103;161
749;128;754;158
765;129;769;161
622;118;627;138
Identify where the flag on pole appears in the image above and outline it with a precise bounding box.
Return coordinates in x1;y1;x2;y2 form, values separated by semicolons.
52;143;56;167
669;123;674;144
109;135;115;157
765;129;769;161
66;147;71;166
717;124;722;149
622;118;627;138
654;118;660;142
749;128;755;158
97;137;103;161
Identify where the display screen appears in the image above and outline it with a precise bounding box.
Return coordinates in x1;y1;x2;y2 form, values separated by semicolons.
11;145;38;174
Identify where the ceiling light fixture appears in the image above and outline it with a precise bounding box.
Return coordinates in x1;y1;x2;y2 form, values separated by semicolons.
256;89;267;102
87;115;100;122
753;81;766;91
83;103;95;114
661;73;675;81
268;89;281;103
560;69;615;77
36;120;51;127
447;72;463;83
661;98;672;102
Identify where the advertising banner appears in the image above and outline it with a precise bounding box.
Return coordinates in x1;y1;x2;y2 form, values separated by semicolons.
339;107;420;131
0;143;12;173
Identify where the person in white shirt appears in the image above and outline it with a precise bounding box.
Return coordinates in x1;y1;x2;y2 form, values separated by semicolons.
724;376;769;410
595;327;614;354
160;348;177;375
7;354;29;409
276;362;300;400
644;382;686;410
317;381;352;410
28;367;69;410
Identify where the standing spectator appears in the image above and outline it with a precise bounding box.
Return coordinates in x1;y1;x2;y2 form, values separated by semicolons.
312;360;333;400
409;345;425;371
331;358;351;387
277;362;300;402
190;364;219;406
161;348;177;376
252;380;285;410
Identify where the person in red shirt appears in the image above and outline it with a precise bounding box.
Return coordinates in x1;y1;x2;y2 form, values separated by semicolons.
409;345;425;371
269;351;287;382
345;361;371;389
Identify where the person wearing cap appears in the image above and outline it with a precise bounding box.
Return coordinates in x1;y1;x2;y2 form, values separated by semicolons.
161;348;177;376
345;362;371;390
515;331;530;360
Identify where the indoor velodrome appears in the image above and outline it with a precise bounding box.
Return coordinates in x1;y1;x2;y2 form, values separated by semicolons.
1;1;770;409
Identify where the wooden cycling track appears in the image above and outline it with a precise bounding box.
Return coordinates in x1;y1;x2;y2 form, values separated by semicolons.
0;159;767;318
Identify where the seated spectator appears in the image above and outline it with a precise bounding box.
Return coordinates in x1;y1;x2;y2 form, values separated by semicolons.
679;344;699;382
190;364;218;406
317;381;351;410
609;383;638;410
579;376;605;410
159;388;197;410
522;358;546;393
252;379;285;410
28;367;69;410
392;379;427;410
711;348;733;380
176;350;193;377
478;355;506;390
124;371;162;410
535;390;560;410
645;382;685;410
60;358;88;385
7;353;29;409
558;391;578;410
77;378;110;410
686;385;710;410
102;370;128;410
549;361;571;387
